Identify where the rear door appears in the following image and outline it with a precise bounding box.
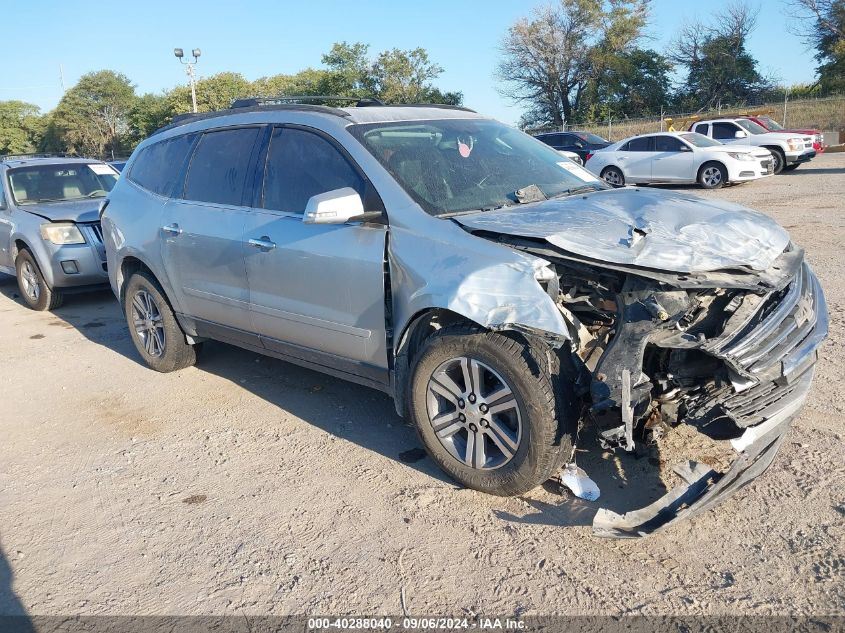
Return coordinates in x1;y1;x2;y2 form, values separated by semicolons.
652;135;695;181
243;125;389;378
621;136;656;181
160;126;263;341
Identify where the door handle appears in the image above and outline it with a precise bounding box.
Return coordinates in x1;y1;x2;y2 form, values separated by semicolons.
161;224;182;236
248;237;276;250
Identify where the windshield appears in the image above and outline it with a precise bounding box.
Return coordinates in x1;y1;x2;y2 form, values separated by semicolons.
679;132;723;148
735;119;769;135
573;132;609;144
349;119;604;216
758;116;784;131
7;163;118;205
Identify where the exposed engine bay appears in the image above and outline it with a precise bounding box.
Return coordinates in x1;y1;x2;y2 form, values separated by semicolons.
471;230;828;536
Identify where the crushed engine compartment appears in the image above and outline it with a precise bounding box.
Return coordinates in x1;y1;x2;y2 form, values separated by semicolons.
476;231;827;536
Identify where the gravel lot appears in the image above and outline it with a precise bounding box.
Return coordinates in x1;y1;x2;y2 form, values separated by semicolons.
1;153;843;617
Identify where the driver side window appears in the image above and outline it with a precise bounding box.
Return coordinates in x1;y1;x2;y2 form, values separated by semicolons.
262;127;365;214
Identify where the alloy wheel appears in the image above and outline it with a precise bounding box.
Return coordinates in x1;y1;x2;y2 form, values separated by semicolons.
603;169;623;186
702;166;723;187
20;261;41;302
131;289;166;358
425;356;522;470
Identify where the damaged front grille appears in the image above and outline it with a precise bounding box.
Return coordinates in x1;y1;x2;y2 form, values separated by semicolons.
704;264;821;383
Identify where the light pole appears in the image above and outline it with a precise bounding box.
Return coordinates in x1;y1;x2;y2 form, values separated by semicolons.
174;47;201;113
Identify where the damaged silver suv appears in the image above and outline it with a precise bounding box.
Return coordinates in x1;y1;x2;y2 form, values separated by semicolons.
102;99;828;536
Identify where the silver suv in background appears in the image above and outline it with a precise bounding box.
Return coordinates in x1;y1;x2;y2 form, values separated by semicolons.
102;100;827;536
0;155;117;310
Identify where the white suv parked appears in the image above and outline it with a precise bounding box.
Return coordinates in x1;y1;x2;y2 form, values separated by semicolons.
689;118;815;173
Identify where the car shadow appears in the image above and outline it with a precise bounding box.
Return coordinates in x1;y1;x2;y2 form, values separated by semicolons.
1;274;672;531
0;540;34;632
781;166;845;175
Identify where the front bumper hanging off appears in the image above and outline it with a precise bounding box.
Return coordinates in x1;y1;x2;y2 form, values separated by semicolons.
591;264;828;538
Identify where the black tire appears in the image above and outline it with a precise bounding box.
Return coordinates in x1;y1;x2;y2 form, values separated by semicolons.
782;163;800;172
601;166;625;187
767;147;786;174
408;324;578;496
698;161;728;189
15;249;63;311
124;270;196;372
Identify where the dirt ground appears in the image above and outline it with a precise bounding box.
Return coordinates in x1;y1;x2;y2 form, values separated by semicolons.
1;154;843;617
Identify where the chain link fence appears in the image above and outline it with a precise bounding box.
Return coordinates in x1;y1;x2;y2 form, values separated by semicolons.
532;94;845;143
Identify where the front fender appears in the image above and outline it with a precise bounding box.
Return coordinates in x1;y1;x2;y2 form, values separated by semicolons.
389;223;570;345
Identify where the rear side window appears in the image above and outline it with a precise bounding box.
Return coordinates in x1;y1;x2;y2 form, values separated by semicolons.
262;127;365;214
627;137;654;151
694;123;709;135
128;134;195;196
183;127;260;206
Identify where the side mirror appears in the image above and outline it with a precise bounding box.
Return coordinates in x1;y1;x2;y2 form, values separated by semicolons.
734;130;748;139
302;187;381;225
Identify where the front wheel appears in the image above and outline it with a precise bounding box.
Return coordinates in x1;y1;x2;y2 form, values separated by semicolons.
782;163;800;172
698;162;727;189
15;249;63;311
601;166;625;187
408;325;577;496
124;271;197;372
769;148;786;174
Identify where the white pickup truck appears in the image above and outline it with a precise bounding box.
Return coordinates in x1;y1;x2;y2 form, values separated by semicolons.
689;118;816;174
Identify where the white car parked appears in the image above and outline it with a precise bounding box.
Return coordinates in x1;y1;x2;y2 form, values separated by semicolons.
586;132;774;189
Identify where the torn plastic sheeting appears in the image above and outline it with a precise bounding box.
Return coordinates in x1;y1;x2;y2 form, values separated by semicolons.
559;463;601;501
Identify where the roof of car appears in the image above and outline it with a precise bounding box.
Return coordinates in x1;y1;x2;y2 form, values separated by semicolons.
0;155;106;169
152;100;485;136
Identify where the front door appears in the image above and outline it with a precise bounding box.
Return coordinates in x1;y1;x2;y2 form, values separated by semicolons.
161;126;263;338
651;135;695;181
244;126;388;375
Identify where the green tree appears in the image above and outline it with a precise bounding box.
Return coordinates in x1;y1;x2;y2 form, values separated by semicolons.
789;0;845;93
370;47;460;104
670;4;772;111
128;93;173;146
167;72;251;114
0;100;45;154
589;48;673;119
497;0;650;128
46;70;136;157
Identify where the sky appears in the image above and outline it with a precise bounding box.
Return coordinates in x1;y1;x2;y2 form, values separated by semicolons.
0;0;816;125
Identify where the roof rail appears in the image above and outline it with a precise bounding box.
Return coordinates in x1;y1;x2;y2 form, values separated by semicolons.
231;95;386;109
151;102;354;136
384;103;477;113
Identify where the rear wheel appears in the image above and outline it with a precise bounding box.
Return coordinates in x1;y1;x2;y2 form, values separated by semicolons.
601;166;625;187
782;163;800;172
124;271;197;372
698;162;727;189
408;325;578;496
15;249;63;311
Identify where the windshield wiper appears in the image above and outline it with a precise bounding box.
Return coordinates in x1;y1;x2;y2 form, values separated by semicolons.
549;184;603;199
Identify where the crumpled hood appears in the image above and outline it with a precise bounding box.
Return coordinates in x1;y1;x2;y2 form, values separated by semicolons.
18;199;101;223
455;188;790;273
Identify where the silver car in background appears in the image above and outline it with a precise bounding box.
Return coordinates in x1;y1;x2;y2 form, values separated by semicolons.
0;155;116;310
101;100;827;537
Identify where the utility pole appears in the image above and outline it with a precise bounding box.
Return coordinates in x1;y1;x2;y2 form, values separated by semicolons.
59;64;66;92
174;48;201;113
